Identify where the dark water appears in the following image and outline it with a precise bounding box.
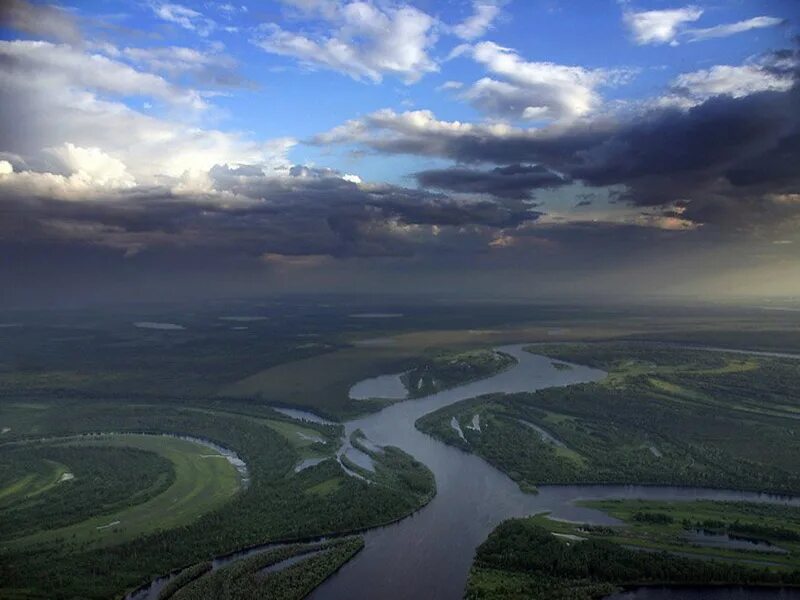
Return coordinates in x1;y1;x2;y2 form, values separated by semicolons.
310;345;800;600
607;586;800;599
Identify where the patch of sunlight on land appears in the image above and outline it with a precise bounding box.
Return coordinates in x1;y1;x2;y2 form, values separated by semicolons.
5;434;240;551
262;419;326;449
554;445;586;466
0;459;69;504
604;355;758;389
648;377;708;401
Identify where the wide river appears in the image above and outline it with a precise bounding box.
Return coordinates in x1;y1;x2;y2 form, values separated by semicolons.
309;344;800;600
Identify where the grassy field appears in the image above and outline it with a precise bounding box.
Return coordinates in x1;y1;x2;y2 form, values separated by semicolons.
0;300;632;408
222;312;800;421
2;434;241;551
0;458;71;506
1;443;175;540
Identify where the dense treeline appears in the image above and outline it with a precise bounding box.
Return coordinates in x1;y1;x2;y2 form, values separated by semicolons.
172;538;363;600
350;429;436;502
466;519;800;599
417;345;800;494
254;538;363;600
0;403;433;599
403;350;516;398
0;445;174;539
632;512;673;524
158;562;212;600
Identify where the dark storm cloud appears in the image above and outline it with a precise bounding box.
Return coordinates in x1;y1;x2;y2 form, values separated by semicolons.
414;164;568;199
0;0;82;45
317;47;800;231
568;90;799;196
0;166;541;260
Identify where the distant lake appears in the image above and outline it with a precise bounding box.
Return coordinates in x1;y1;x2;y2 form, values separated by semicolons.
133;322;185;330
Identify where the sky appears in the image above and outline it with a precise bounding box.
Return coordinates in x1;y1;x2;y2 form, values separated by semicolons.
0;0;799;307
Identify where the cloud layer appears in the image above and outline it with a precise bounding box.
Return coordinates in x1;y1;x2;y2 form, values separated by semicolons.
316;47;800;235
254;1;439;83
1;0;798;305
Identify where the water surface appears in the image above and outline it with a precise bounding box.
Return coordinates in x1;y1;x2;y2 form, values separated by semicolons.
349;372;408;401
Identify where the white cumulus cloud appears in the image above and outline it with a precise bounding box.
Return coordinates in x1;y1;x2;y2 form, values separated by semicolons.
684;16;784;43
623;6;703;45
254;1;438;83
463;42;627;121
0;40;294;196
452;1;502;41
151;3;216;36
671;64;795;102
1;40;208;110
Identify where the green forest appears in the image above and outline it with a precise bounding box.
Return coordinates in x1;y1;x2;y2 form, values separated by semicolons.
466;516;800;600
171;538;364;600
402;350;516;398
0;401;432;599
416;343;800;495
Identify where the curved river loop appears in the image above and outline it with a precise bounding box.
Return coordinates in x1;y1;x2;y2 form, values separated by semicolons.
135;344;800;600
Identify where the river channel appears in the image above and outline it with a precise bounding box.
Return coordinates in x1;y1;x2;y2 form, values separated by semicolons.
309;344;800;600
